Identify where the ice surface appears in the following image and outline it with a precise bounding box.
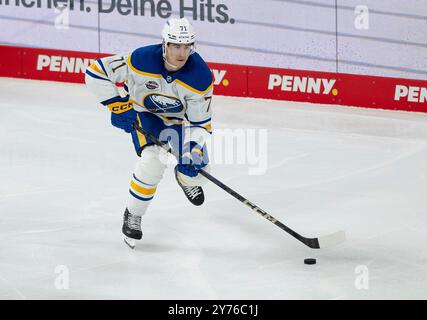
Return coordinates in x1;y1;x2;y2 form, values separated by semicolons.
0;78;427;299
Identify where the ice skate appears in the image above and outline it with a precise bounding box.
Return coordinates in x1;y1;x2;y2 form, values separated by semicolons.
175;166;205;206
122;208;142;249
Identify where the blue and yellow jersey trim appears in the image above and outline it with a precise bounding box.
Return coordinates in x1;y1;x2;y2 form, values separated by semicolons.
123;80;129;94
127;44;164;78
175;51;213;94
158;115;186;126
134;115;148;149
127;54;213;95
188;124;212;134
127;54;162;78
175;79;213;95
86;59;109;81
128;44;213;95
185;116;212;133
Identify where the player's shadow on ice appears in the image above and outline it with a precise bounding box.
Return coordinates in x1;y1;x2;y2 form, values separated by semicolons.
132;242;175;253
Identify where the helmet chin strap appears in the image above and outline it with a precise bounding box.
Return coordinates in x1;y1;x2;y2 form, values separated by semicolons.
162;43;180;71
163;57;179;71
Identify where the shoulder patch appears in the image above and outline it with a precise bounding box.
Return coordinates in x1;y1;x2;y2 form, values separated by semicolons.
175;53;213;94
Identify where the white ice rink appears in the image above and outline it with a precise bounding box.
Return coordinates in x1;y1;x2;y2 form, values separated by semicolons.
1;78;427;300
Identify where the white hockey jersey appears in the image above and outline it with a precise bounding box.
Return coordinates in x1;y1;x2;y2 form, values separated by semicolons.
85;44;213;147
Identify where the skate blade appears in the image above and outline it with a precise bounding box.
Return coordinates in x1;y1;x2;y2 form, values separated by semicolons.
124;237;136;249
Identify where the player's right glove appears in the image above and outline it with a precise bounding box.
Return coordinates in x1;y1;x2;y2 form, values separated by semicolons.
103;95;136;133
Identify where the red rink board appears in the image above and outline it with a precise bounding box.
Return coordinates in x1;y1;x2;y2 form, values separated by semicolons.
207;62;248;97
0;46;23;78
1;45;426;113
22;47;109;83
248;66;427;113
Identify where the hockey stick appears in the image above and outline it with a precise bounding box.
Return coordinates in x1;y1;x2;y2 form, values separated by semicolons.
132;122;345;249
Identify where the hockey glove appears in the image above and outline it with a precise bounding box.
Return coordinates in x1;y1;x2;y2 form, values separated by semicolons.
176;142;208;177
106;95;136;133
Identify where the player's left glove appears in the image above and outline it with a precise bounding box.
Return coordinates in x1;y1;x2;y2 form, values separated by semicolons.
111;109;136;133
176;142;208;177
105;95;136;133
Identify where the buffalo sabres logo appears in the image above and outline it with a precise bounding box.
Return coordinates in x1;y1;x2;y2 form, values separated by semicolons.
143;94;184;113
145;80;159;90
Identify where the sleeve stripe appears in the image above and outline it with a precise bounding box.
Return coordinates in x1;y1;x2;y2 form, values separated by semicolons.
188;118;211;125
187;125;212;133
86;69;110;81
203;123;212;132
97;59;108;76
100;95;123;106
166;116;185;121
90;62;106;76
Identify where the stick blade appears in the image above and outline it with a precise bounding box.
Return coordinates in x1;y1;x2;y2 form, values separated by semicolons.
317;230;346;248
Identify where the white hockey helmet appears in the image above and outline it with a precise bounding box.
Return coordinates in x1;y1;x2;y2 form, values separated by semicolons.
162;18;196;56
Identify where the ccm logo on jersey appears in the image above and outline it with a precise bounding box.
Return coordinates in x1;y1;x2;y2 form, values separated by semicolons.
394;85;427;103
268;74;337;95
37;54;94;73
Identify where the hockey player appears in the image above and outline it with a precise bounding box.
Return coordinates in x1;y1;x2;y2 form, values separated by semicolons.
85;18;213;245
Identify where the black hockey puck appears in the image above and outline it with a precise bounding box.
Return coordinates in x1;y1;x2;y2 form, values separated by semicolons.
304;258;316;265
